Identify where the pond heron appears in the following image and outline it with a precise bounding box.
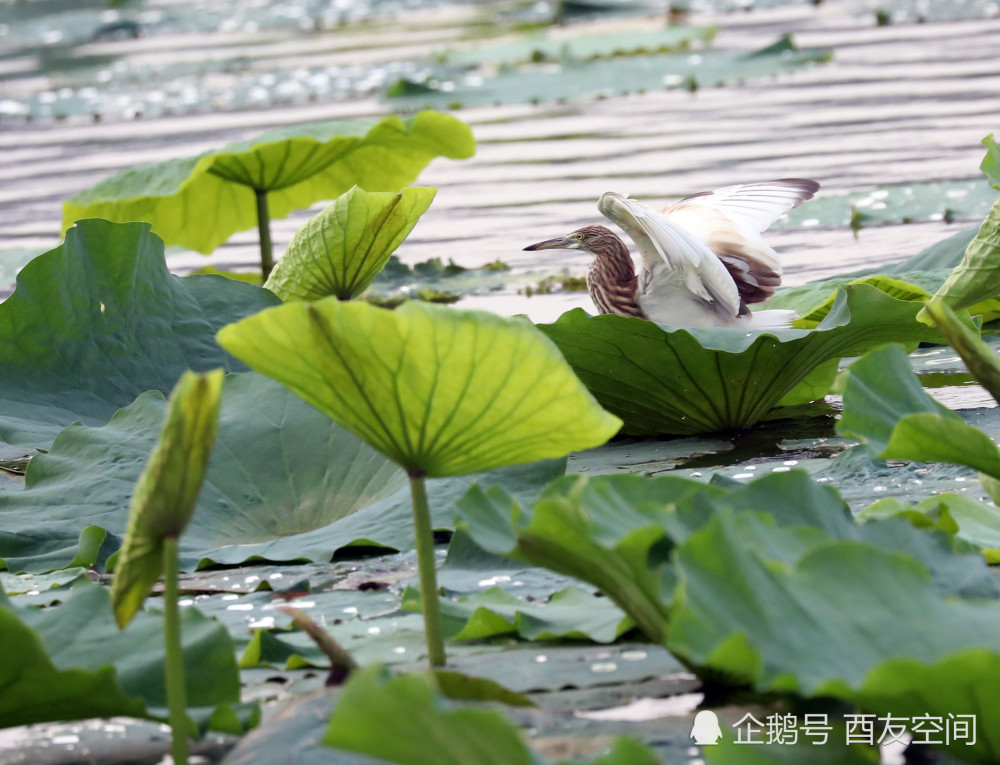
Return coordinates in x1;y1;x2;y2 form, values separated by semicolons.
524;179;819;328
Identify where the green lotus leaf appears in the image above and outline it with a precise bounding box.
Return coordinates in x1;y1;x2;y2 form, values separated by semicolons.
62;112;476;256
403;585;633;643
455;470;999;647
860;493;1000;563
983;133;1000;190
0;373;563;574
323;666;658;765
0;219;278;449
265;186;437;302
667;511;1000;761
921;195;1000;320
770;271;1000;326
837;344;1000;479
217;300;621;477
112;370;223;628
0;579;241;730
537;284;947;436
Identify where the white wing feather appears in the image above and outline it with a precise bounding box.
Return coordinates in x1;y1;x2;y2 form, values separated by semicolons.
598;191;742;320
667;179;819;233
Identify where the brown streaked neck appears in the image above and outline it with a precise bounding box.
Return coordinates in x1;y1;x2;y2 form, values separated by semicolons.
584;227;644;319
585;227;635;285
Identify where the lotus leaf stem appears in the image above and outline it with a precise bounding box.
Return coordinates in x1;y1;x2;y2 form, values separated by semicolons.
255;189;274;280
163;536;190;765
409;473;446;666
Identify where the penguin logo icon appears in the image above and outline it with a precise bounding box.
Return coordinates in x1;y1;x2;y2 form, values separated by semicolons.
690;710;723;745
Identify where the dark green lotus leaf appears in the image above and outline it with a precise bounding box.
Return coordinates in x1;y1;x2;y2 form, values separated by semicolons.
0;219;279;449
537;284;948;436
323;666;658;765
455;470;999;647
0;579;242;730
0;372;564;573
403;585;633;643
218;300;621;477
860;493;1000;563
838;344;1000;479
112;370;223;628
667;511;1000;762
265;186;437;302
63;112;476;255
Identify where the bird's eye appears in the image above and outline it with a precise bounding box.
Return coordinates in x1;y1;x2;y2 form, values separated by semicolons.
573;233;583;240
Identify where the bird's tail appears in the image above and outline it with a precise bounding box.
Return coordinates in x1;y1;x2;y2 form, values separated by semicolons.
747;309;797;329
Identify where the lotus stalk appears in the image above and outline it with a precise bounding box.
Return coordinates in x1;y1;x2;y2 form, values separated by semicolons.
161;536;189;765
254;189;275;280
409;471;446;665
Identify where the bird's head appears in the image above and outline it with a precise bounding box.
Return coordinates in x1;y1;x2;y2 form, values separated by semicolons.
523;225;620;254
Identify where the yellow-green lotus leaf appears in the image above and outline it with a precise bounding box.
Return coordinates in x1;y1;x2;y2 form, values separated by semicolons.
217;301;620;477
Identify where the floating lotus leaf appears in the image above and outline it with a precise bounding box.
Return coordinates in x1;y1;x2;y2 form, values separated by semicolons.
0;580;241;730
0;372;564;574
265;186;436;302
0;219;278;449
63;112;475;256
403;585;633;643
218;300;621;478
537;284;948;436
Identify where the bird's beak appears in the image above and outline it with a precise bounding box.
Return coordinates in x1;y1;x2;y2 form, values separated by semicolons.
523;235;576;251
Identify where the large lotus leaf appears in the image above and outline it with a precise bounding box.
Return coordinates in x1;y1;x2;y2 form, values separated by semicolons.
536;284;947;436
770;270;1000;326
921;195;1000;320
0;579;241;730
404;586;633;643
838;344;1000;479
112;370;223;628
63;112;476;255
667;512;1000;761
0;372;564;574
387;39;828;111
218;300;621;477
767;226;982;317
455;471;1000;647
0;219;279;449
265;186;436;302
323;666;658;765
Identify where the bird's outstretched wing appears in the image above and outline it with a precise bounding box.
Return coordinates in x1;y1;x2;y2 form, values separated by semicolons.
668;179;819;233
598;191;743;321
663;179;819;306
